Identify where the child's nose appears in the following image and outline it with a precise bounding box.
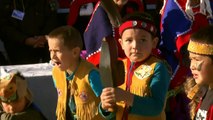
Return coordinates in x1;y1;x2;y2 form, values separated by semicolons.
190;62;196;70
51;52;56;59
132;41;137;48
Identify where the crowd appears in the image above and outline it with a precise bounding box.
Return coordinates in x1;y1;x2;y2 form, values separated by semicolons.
0;0;213;120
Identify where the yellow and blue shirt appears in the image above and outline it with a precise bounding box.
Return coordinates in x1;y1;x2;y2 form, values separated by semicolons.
52;59;103;120
100;56;171;120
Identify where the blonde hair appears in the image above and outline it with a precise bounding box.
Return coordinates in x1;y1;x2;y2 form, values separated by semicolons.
183;77;207;119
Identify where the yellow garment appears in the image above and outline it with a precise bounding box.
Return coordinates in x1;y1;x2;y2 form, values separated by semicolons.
116;56;166;120
52;59;103;120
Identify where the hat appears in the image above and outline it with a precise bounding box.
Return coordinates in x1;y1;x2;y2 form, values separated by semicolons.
0;68;32;103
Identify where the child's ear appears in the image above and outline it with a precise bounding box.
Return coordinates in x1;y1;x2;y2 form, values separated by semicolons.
72;47;81;57
118;38;124;50
152;37;159;49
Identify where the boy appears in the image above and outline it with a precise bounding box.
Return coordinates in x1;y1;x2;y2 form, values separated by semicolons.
0;68;46;120
100;12;171;120
46;26;103;120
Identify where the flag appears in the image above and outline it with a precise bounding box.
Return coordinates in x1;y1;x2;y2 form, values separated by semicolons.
160;0;191;71
84;1;113;66
160;0;213;73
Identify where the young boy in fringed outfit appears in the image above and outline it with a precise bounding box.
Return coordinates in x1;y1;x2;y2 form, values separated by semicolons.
100;12;171;120
46;26;104;120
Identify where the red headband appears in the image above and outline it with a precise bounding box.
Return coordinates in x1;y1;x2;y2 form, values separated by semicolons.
119;20;157;36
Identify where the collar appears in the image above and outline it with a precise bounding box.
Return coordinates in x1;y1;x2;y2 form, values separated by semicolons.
66;59;81;81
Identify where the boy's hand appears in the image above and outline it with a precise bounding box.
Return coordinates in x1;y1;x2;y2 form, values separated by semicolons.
1;97;27;114
101;87;134;110
100;87;116;111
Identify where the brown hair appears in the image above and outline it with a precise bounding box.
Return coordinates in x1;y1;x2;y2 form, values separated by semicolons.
47;26;83;50
190;25;213;60
190;25;213;45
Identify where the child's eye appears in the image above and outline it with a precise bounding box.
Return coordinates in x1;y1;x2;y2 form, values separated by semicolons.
140;39;146;42
193;57;201;61
125;39;132;42
190;57;201;62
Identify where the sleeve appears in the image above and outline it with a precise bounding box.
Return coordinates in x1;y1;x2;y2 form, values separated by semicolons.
130;62;171;116
7;110;46;120
0;112;13;120
88;69;103;97
52;75;57;88
98;103;116;120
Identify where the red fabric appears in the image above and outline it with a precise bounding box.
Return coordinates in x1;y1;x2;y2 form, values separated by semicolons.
208;106;213;120
114;27;126;59
126;7;134;14
125;58;149;91
86;51;100;67
174;1;209;52
169;65;190;89
169;97;177;113
144;0;158;4
126;59;134;91
176;13;209;52
67;0;99;25
119;20;157;36
58;0;71;8
196;100;213;120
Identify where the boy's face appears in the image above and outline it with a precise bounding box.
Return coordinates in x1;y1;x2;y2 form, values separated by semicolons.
48;38;78;71
119;28;158;62
189;52;213;85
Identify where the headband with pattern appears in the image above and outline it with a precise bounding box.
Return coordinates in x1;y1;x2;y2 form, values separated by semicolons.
187;40;213;55
119;20;157;36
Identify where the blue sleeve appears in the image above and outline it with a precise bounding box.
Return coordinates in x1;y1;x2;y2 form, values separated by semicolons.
88;69;103;97
130;62;171;116
52;75;56;88
98;103;116;120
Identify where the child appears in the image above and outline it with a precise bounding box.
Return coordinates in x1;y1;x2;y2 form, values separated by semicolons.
46;26;104;120
0;68;46;120
100;12;171;119
184;25;213;120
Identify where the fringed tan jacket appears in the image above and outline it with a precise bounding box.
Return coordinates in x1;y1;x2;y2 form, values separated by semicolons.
52;60;103;120
116;56;166;120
